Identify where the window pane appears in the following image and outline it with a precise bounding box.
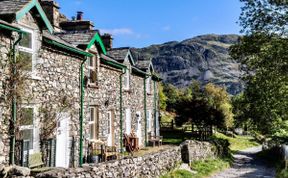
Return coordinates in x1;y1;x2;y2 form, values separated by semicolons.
90;108;94;121
89;124;94;139
20;108;33;126
89;57;94;67
20;129;33;149
19;51;32;71
19;32;32;49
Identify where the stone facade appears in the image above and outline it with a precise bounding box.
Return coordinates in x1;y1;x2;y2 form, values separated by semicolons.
0;0;161;169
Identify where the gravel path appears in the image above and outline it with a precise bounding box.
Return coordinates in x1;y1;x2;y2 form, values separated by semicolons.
210;146;276;178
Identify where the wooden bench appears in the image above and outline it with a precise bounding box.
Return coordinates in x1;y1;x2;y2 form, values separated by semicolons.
148;133;163;147
29;152;45;168
101;145;119;161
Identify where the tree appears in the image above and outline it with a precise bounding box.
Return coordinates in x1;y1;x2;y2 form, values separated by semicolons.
158;83;167;111
231;0;288;136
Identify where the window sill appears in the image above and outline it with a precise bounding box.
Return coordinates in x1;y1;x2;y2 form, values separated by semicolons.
88;83;99;89
28;74;42;81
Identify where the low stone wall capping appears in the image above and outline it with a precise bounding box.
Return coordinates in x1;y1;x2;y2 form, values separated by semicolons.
0;140;227;178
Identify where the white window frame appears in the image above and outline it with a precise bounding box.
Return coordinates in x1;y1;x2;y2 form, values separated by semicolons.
88;107;96;140
123;69;130;90
146;77;151;94
19;106;35;152
125;108;131;134
18;28;36;74
107;111;112;135
147;110;152;132
88;56;98;87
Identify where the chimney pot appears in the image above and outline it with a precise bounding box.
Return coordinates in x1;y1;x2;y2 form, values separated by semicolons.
77;11;83;21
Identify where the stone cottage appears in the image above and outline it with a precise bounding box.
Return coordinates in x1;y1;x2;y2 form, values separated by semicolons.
0;0;161;168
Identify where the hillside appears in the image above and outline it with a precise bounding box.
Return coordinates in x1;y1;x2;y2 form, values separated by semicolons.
132;34;244;95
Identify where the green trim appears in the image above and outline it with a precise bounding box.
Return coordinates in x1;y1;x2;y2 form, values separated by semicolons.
87;33;107;55
152;73;162;81
44;38;93;57
16;0;53;33
9;32;23;165
100;58;127;70
153;81;157;136
144;78;148;147
119;70;125;153
132;66;148;77
79;59;86;167
0;23;25;33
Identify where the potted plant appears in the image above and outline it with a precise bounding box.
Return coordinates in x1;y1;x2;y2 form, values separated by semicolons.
91;149;101;163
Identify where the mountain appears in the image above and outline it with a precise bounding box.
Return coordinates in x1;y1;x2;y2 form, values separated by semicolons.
132;34;244;95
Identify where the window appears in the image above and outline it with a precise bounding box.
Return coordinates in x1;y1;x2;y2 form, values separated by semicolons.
146;77;151;94
123;70;130;90
19;108;34;149
125;108;131;134
18;28;34;72
88;56;98;87
146;110;152;132
88;106;99;140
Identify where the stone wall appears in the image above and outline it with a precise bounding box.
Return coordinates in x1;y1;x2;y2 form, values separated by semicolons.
0;31;13;164
0;140;230;178
180;140;217;163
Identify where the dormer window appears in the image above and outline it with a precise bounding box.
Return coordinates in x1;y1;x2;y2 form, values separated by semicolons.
19;28;35;72
123;69;130;90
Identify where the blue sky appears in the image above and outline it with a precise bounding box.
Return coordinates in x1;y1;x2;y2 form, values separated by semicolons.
56;0;243;48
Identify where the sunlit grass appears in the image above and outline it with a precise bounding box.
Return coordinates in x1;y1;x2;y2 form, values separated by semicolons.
214;132;260;151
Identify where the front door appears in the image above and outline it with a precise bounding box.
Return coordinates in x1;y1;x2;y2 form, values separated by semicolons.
136;112;142;146
56;112;70;168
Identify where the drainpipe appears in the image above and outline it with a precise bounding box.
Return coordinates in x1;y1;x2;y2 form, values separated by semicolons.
79;58;87;167
143;77;147;147
9;32;23;165
153;80;157;136
119;69;125;153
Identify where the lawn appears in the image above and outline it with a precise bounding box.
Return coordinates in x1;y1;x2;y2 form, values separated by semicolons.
213;132;260;151
161;158;231;178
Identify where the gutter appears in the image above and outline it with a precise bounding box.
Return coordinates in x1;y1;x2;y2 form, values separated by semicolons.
119;68;126;153
43;38;93;57
0;23;24;33
100;57;127;70
153;80;157;136
144;77;148;146
9;32;23;165
79;58;87;167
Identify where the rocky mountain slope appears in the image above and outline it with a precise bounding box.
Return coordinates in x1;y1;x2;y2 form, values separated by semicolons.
132;34;244;95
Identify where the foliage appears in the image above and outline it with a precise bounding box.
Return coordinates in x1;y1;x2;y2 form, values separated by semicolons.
159;83;167;111
231;0;288;137
213;132;259;151
163;82;234;130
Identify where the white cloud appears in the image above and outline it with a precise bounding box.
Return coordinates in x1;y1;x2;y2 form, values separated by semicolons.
100;28;134;36
162;25;171;31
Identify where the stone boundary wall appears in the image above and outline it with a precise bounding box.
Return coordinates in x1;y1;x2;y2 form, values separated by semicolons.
0;140;228;178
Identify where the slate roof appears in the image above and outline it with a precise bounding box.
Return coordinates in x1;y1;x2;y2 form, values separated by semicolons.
135;60;151;70
107;47;130;62
43;31;88;54
0;0;30;16
55;30;99;46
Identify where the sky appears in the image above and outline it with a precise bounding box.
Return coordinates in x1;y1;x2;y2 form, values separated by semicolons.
56;0;243;48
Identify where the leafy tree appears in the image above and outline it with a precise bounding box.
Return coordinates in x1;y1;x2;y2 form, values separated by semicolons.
231;0;288;136
162;83;181;111
158;83;167;111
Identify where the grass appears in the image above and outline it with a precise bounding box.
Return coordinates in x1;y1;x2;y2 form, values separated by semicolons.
214;132;260;151
161;158;231;178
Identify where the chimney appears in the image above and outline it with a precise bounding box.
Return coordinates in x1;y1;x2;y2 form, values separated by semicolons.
76;11;83;21
101;33;113;50
40;0;61;32
59;11;94;31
